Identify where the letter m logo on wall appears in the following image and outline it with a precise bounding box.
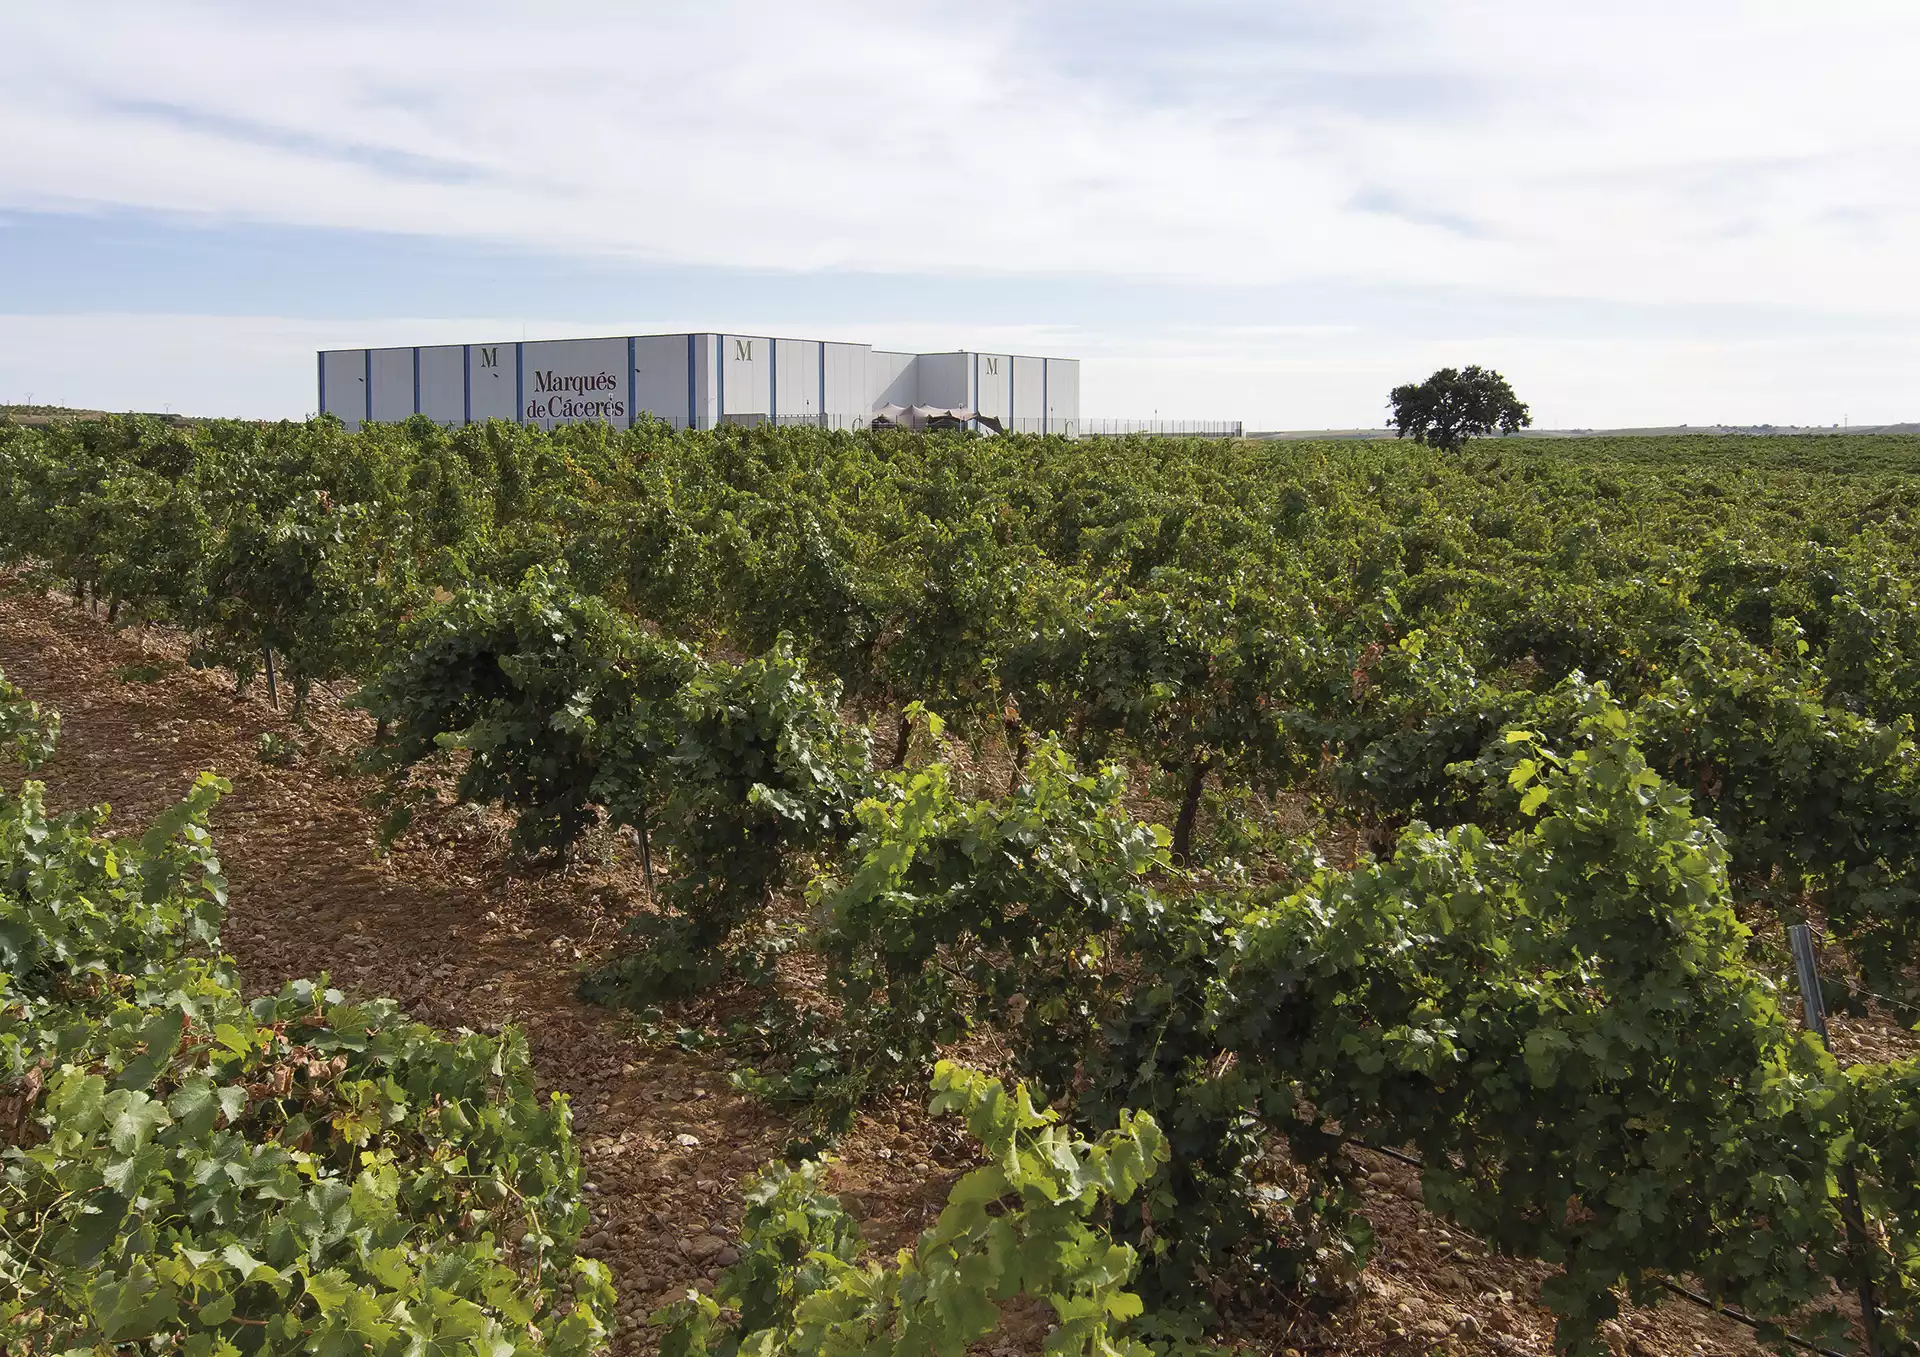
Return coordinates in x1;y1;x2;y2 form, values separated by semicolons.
733;339;754;361
478;346;500;369
983;357;999;375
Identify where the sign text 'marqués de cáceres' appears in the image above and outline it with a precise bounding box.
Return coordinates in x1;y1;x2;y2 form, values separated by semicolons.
526;368;624;422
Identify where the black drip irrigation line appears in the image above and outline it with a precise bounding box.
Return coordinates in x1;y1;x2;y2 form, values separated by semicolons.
1846;983;1920;1019
1355;1140;1423;1170
1781;923;1920;1019
1346;1139;1852;1357
1656;1281;1848;1357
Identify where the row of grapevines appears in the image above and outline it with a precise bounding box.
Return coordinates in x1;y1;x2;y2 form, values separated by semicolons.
0;669;612;1355
354;567;868;999
11;416;1920;897
785;686;1920;1353
657;1062;1177;1357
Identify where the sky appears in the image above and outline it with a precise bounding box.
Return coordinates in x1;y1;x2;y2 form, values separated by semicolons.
2;1;1918;429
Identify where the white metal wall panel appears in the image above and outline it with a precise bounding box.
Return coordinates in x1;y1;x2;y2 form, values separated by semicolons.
320;350;367;429
418;345;464;425
369;348;416;424
972;353;1012;421
772;338;821;422
1045;358;1080;436
916;353;969;409
467;342;516;424
825;342;870;426
633;335;692;428
719;334;770;422
869;351;917;410
1012;356;1045;429
691;334;717;429
519;337;628;429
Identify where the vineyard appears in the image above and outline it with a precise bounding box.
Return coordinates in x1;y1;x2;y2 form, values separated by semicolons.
2;412;1920;1356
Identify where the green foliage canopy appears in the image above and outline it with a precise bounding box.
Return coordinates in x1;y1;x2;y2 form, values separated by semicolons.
1387;365;1533;451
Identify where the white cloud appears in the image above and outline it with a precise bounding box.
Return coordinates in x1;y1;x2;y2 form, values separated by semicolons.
4;2;1919;314
4;4;1919;426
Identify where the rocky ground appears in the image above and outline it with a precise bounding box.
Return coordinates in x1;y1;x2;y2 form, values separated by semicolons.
0;580;1857;1357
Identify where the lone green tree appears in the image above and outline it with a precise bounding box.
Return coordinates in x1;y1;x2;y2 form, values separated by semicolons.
1388;365;1531;451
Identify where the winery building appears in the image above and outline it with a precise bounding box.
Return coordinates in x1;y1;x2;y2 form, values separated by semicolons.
317;332;1081;436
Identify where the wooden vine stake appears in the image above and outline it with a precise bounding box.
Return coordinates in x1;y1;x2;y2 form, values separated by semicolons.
1787;923;1887;1357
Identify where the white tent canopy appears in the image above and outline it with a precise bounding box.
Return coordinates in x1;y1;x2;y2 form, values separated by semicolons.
870;403;1002;432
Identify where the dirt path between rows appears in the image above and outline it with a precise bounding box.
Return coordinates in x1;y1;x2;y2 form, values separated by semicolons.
0;584;1772;1357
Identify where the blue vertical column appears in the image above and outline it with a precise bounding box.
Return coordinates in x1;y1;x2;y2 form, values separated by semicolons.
514;343;525;426
362;350;372;426
686;335;696;430
462;345;472;425
627;336;637;428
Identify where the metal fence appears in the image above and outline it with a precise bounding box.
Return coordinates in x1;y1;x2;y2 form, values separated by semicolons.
627;413;1243;438
639;413;873;430
731;413;1086;435
1078;418;1244;438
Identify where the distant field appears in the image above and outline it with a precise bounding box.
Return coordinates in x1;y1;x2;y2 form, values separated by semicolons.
1;403;198;427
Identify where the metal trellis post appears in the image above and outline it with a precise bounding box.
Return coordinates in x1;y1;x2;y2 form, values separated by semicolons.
1788;923;1886;1357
